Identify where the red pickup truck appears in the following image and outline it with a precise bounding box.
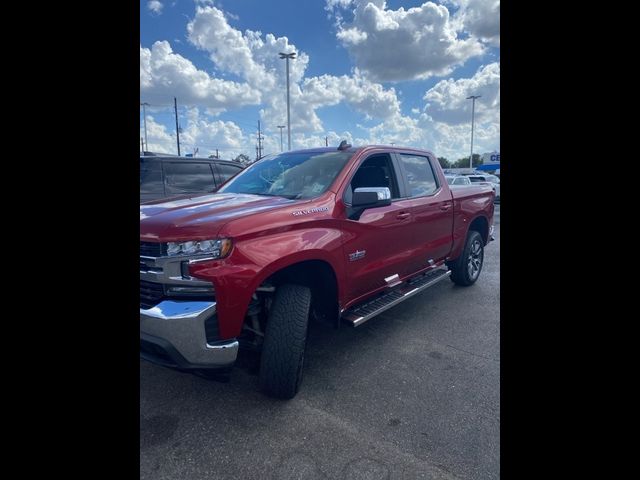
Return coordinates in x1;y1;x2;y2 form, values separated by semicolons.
140;143;495;398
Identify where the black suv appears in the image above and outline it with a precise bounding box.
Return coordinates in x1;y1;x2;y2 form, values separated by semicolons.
140;155;244;203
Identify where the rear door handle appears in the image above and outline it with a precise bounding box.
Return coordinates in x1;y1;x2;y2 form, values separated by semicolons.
440;203;452;211
397;212;411;220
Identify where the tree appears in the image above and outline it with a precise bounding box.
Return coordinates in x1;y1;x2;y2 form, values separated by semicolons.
452;154;481;168
234;154;251;165
437;157;451;169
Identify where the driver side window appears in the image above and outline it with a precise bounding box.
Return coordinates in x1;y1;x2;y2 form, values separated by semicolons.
344;154;400;204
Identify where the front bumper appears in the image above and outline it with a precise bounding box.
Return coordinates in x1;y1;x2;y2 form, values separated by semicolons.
140;300;239;369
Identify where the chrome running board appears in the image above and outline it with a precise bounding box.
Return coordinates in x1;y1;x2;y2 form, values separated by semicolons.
342;268;451;327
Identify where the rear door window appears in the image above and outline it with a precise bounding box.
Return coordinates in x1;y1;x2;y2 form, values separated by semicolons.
140;159;164;195
216;163;243;184
164;162;216;194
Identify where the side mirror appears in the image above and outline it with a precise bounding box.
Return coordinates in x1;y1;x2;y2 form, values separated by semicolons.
352;187;392;208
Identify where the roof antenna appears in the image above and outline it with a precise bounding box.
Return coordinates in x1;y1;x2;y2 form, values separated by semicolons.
337;140;351;150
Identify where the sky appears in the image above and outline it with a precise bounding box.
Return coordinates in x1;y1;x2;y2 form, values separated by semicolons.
140;0;500;160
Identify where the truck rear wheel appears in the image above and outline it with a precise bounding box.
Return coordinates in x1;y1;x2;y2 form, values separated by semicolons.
259;284;311;399
448;230;484;286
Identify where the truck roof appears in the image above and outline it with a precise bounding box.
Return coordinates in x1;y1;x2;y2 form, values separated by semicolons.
283;144;436;157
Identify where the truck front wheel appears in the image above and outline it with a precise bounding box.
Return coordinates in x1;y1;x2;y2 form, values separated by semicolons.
448;230;484;286
259;284;311;399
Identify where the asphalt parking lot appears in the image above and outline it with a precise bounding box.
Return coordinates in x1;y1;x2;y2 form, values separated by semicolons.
140;205;500;480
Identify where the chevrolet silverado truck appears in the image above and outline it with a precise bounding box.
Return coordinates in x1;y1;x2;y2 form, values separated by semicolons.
140;143;495;399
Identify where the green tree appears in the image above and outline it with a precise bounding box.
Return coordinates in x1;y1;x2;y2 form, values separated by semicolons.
234;154;251;165
437;157;450;169
453;154;481;168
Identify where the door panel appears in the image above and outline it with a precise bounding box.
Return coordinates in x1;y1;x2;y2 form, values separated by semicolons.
339;153;417;303
395;153;453;271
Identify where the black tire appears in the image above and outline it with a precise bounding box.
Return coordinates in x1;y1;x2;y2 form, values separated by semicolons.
259;284;311;399
448;230;484;286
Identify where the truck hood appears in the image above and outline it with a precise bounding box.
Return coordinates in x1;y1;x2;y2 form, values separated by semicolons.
140;193;295;241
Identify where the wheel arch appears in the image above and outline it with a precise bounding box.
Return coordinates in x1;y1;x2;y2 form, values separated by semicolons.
468;214;489;245
258;258;340;325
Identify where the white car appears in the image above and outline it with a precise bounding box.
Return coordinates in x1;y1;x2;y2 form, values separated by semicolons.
467;174;500;202
445;175;473;187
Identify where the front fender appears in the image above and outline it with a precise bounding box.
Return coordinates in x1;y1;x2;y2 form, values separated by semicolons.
188;228;345;339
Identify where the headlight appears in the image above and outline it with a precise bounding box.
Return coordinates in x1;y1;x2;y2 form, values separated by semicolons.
166;238;233;258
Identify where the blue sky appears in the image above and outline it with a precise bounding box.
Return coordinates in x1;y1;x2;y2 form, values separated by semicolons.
140;0;500;160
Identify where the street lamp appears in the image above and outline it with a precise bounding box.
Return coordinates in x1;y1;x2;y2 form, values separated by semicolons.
466;95;481;168
279;52;296;150
277;125;285;152
141;102;150;153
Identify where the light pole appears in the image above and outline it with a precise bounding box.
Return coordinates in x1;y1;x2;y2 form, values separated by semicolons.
277;125;285;152
174;97;181;156
141;102;149;153
466;95;481;168
279;52;296;150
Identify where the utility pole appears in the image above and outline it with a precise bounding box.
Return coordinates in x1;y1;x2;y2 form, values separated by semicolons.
141;102;149;153
174;97;181;156
277;125;285;152
141;137;145;154
467;95;481;168
257;120;264;159
216;149;219;159
279;52;296;150
325;136;328;147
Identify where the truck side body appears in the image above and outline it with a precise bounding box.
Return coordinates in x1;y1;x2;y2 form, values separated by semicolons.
140;145;494;396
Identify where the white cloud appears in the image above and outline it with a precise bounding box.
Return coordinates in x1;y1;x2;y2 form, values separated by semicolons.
302;71;400;120
184;5;402;135
142;110;252;159
325;0;355;10
423;62;500;125
140;41;261;111
455;0;500;47
422;62;500;157
187;6;282;90
140;3;499;161
329;0;485;81
147;1;163;15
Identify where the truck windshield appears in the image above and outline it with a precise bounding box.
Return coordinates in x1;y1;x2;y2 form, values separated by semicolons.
218;151;354;199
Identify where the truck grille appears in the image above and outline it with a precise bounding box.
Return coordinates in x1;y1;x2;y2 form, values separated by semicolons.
140;280;164;309
140;241;166;258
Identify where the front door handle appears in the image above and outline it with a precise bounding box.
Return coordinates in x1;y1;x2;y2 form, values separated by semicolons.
397;212;411;220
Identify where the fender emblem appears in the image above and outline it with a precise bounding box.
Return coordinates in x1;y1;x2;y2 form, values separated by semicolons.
292;206;329;216
348;250;366;261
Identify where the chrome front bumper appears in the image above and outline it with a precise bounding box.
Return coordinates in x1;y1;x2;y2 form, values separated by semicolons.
140;300;239;368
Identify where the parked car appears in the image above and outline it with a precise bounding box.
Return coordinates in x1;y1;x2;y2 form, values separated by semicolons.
140;144;495;398
445;175;472;187
140;155;244;203
466;174;500;202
